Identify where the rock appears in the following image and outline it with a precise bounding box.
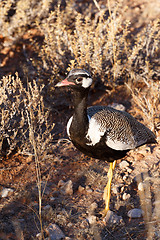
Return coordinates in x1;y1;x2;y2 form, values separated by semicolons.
103;210;124;226
126;167;132;173
78;185;85;193
112;184;123;194
138;182;146;191
85;185;93;193
127;208;143;218
36;232;42;239
45;223;65;240
58;179;65;188
42;205;54;220
60;180;73;195
108;103;126;111
80;219;89;228
89;202;98;213
87;215;97;225
123;175;128;181
119;160;129;169
122;192;131;200
50;197;55;201
1;188;14;198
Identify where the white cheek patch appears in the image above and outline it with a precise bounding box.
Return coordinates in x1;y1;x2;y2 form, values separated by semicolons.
106;137;135;150
67;116;73;138
82;78;92;88
86;118;106;146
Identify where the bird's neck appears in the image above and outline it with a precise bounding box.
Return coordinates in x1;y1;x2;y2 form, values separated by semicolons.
71;89;89;136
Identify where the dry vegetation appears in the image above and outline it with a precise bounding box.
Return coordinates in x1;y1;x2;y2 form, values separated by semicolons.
0;0;160;239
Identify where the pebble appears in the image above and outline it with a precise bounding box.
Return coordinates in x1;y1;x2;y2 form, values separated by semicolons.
59;180;73;195
45;223;65;240
78;185;85;193
112;184;123;194
109;103;126;111
103;210;124;226
85;185;93;193
80;219;89;228
122;192;131;200
58;179;65;188
123;175;128;181
50;197;55;201
119;160;129;169
127;208;143;218
42;205;54;220
87;215;97;225
138;182;146;191
1;188;14;198
89;202;98;213
126;167;132;173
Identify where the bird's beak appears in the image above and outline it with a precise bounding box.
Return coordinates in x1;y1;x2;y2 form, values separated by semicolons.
56;78;75;87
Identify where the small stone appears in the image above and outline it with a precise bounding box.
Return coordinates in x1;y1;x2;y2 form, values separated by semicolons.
122;192;131;200
103;210;124;225
127;208;143;218
78;185;85;193
120;186;125;193
67;222;73;227
58;179;65;188
87;202;98;215
80;219;89;228
90;202;98;212
134;153;144;161
109;103;125;111
119;160;129;169
126;167;132;173
42;205;54;220
86;185;93;193
45;223;65;240
138;182;146;191
87;215;97;225
50;197;55;201
112;184;123;194
36;232;42;239
1;188;14;198
60;180;73;195
123;174;128;181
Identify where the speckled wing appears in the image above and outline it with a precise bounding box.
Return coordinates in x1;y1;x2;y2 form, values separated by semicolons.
86;106;156;151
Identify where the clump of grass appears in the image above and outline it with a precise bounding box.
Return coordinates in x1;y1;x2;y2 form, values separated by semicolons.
126;78;160;133
0;73;55;237
0;73;54;156
0;0;52;47
36;2;159;88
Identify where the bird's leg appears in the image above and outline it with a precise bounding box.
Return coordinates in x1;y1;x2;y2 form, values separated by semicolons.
103;160;116;213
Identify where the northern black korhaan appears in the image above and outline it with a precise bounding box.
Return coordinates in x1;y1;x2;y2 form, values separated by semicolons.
56;69;156;214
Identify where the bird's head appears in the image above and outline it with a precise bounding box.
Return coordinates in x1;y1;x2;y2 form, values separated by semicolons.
56;69;93;90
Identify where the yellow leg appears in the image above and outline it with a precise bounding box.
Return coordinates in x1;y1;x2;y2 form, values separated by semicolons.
103;160;116;213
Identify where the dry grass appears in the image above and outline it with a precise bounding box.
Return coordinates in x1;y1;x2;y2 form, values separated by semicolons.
126;79;160;132
0;73;54;238
0;0;52;47
137;171;160;240
37;2;159;85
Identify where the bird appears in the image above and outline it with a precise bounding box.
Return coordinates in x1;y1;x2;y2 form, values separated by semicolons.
56;69;156;214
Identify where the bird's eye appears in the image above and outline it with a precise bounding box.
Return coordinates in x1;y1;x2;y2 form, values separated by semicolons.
76;77;83;84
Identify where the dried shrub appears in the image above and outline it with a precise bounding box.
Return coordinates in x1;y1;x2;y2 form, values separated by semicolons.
0;0;52;47
0;73;54;157
37;2;160;87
